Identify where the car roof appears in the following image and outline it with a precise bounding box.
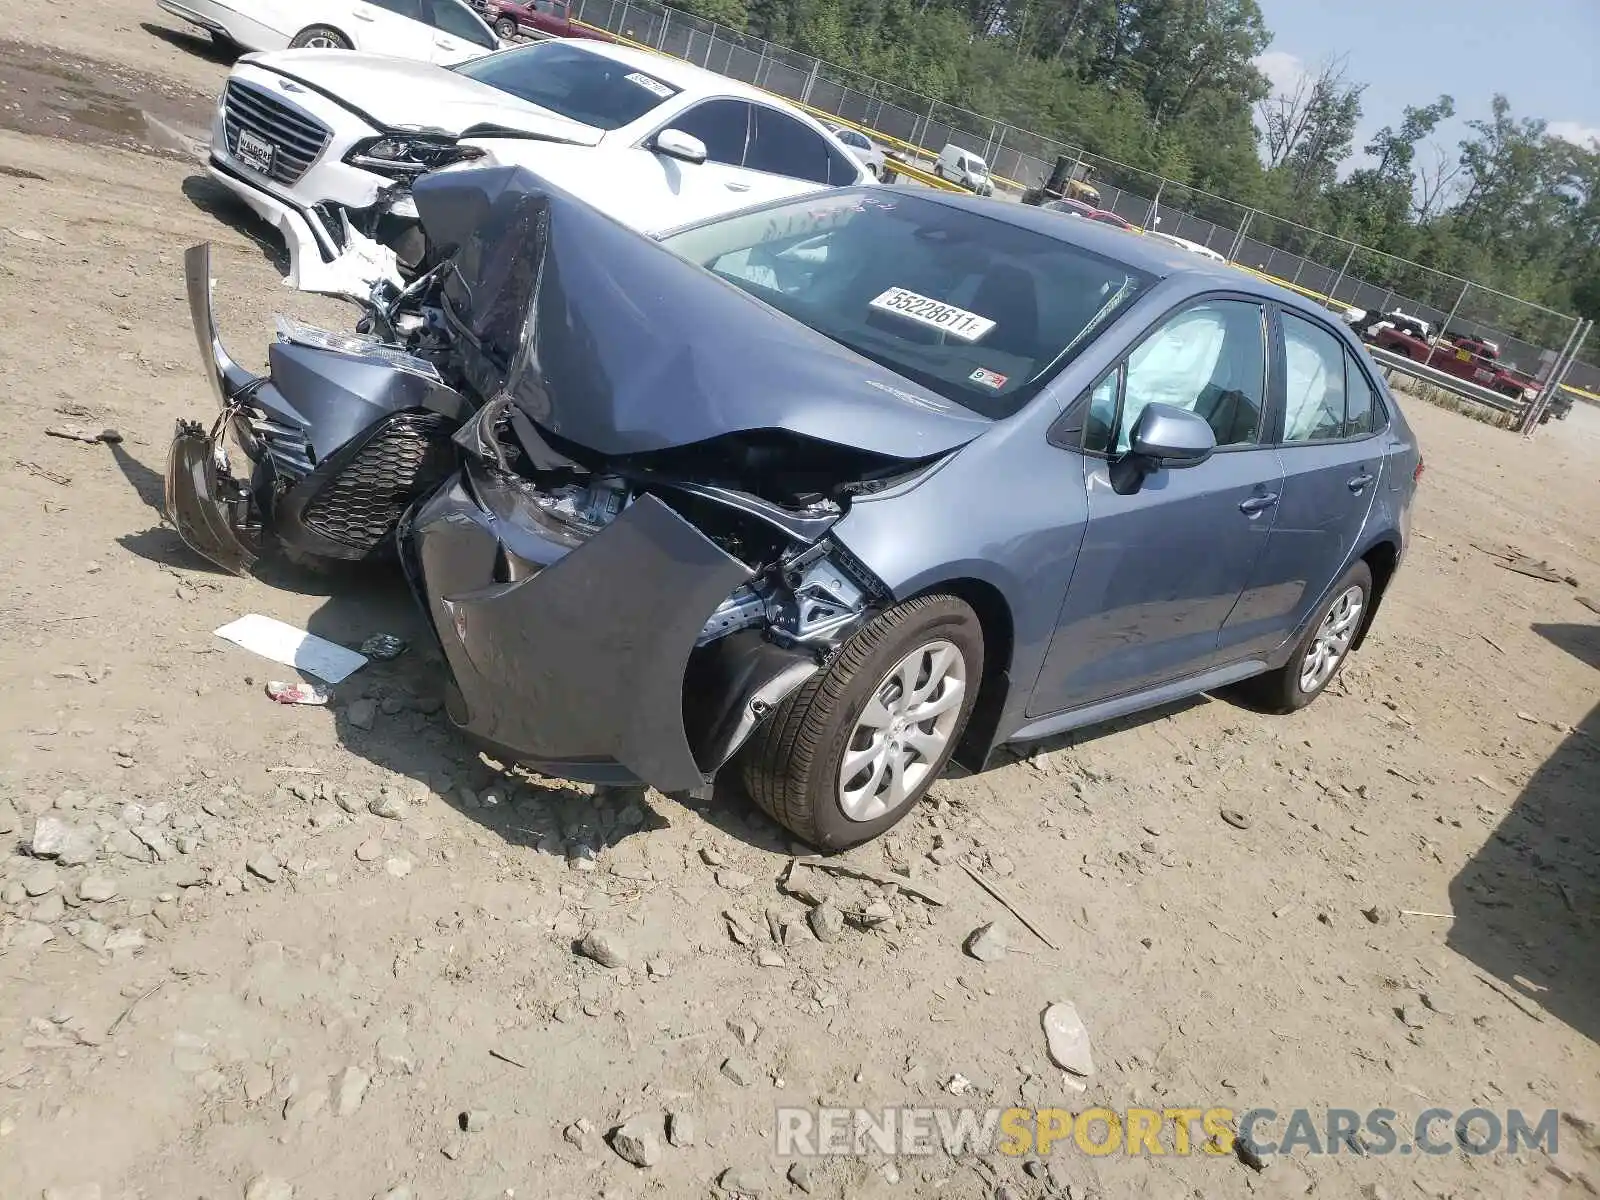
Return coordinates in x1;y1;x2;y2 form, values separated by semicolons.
880;186;1338;318
569;39;799;106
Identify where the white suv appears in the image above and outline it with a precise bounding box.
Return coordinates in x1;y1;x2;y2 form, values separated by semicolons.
205;38;869;296
158;0;499;64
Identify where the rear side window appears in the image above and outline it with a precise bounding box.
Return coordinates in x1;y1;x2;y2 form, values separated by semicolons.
746;105;844;184
1282;313;1349;442
669;99;750;166
1343;352;1377;437
429;0;495;46
374;0;425;17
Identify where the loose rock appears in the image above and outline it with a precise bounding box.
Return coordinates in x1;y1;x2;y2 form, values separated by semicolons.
609;1117;663;1167
385;858;412;878
563;1117;597;1151
334;1065;370;1115
964;922;1008;962
460;1109;492;1132
667;1109;696;1147
1219;808;1252;830
346;699;378;730
808;901;845;943
77;875;118;903
246;852;281;883
284;1087;328;1124
719;1166;766;1195
23;865;60;896
369;792;408;820
32;816;98;864
1042;1001;1094;1077
787;1161;814;1194
727;1015;761;1046
244;1176;294;1200
721;1056;757;1086
355;839;383;862
716;868;756;891
577;929;629;968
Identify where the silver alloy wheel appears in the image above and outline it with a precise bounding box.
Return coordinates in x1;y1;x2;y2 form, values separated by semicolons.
303;33;341;47
1299;584;1364;694
838;639;966;822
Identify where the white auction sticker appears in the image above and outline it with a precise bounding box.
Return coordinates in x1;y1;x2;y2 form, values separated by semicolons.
969;367;1008;389
624;72;674;98
867;287;995;342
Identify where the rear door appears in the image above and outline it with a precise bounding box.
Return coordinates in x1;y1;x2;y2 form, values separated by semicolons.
741;103;861;200
424;0;497;62
1218;309;1385;660
348;0;435;58
1028;297;1284;714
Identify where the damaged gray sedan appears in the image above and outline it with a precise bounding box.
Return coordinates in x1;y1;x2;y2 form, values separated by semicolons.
167;169;1419;848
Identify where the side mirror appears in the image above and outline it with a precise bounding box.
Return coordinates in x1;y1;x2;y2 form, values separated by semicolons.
1110;403;1216;495
652;128;707;165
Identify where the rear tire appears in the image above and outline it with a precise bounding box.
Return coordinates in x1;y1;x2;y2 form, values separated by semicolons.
739;594;983;850
289;25;352;49
1240;559;1372;713
494;16;517;38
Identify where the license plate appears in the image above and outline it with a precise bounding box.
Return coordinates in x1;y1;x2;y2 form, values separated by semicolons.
236;128;275;176
868;287;995;342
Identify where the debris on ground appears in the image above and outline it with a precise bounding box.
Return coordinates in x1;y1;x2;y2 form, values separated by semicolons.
266;680;331;706
214;615;368;683
1041;1002;1094;1077
964;922;1009;962
358;633;409;661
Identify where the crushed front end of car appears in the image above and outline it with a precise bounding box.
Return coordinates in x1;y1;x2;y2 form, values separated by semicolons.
164;242;471;573
391;166;988;791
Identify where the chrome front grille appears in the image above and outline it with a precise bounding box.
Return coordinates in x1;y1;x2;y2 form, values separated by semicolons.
223;79;330;185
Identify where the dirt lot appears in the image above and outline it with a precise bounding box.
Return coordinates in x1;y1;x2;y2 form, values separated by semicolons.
1;5;1598;1197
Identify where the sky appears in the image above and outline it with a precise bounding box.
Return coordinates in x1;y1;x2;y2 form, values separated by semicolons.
1251;0;1600;167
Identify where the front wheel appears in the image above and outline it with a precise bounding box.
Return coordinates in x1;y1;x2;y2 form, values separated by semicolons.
739;595;983;850
494;16;517;37
289;25;352;49
1240;560;1372;713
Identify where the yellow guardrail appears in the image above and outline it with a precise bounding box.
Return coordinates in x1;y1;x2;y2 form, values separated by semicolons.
571;20;1599;402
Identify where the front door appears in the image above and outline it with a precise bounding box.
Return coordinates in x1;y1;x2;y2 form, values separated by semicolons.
1219;309;1385;660
425;0;496;64
1029;298;1283;715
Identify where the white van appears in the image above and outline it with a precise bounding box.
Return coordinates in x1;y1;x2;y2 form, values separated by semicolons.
935;145;993;196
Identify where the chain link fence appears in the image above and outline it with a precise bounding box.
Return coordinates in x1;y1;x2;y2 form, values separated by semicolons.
567;0;1598;398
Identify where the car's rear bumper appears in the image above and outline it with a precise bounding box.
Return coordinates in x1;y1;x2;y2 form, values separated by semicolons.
157;0;290;49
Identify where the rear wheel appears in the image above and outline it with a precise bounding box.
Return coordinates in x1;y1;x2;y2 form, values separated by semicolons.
1240;559;1372;713
289;25;352;49
739;595;983;850
494;16;517;37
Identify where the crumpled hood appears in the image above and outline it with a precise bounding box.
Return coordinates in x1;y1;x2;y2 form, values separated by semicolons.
243;51;603;144
411;165;991;460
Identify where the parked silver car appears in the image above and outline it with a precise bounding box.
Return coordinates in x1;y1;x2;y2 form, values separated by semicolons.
825;122;886;180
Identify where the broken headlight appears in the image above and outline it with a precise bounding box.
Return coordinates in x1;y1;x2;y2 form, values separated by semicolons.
345;134;485;178
274;316;441;383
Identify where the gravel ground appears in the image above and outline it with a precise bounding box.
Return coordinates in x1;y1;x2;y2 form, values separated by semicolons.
0;4;1598;1197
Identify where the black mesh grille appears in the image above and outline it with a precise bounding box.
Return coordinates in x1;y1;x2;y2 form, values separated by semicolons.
301;412;456;553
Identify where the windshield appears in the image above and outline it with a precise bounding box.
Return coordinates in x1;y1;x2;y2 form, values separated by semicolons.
966;156;988;173
453;42;680;130
660;190;1152;418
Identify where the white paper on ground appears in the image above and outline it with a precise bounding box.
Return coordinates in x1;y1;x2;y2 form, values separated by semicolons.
214;615;368;684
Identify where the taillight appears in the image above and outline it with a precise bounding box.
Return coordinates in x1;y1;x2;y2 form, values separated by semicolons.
1413;456;1425;483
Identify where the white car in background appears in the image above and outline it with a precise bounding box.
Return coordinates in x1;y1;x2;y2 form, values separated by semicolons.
1145;230;1227;263
158;0;499;64
824;122;885;179
205;38;870;296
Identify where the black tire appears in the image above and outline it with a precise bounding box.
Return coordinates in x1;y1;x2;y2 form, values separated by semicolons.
494;16;517;38
1240;559;1372;713
289;25;352;49
739;594;983;850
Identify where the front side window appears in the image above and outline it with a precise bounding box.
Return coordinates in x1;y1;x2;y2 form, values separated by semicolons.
660;189;1152;419
429;0;495;45
668;99;750;166
453;42;681;130
1088;300;1267;454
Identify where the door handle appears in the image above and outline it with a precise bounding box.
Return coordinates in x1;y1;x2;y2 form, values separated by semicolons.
353;9;374;17
1238;493;1279;515
437;37;456;46
724;181;751;192
1347;472;1375;492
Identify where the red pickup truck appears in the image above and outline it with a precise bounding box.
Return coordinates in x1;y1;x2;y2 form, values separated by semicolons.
476;0;613;42
1369;326;1539;402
